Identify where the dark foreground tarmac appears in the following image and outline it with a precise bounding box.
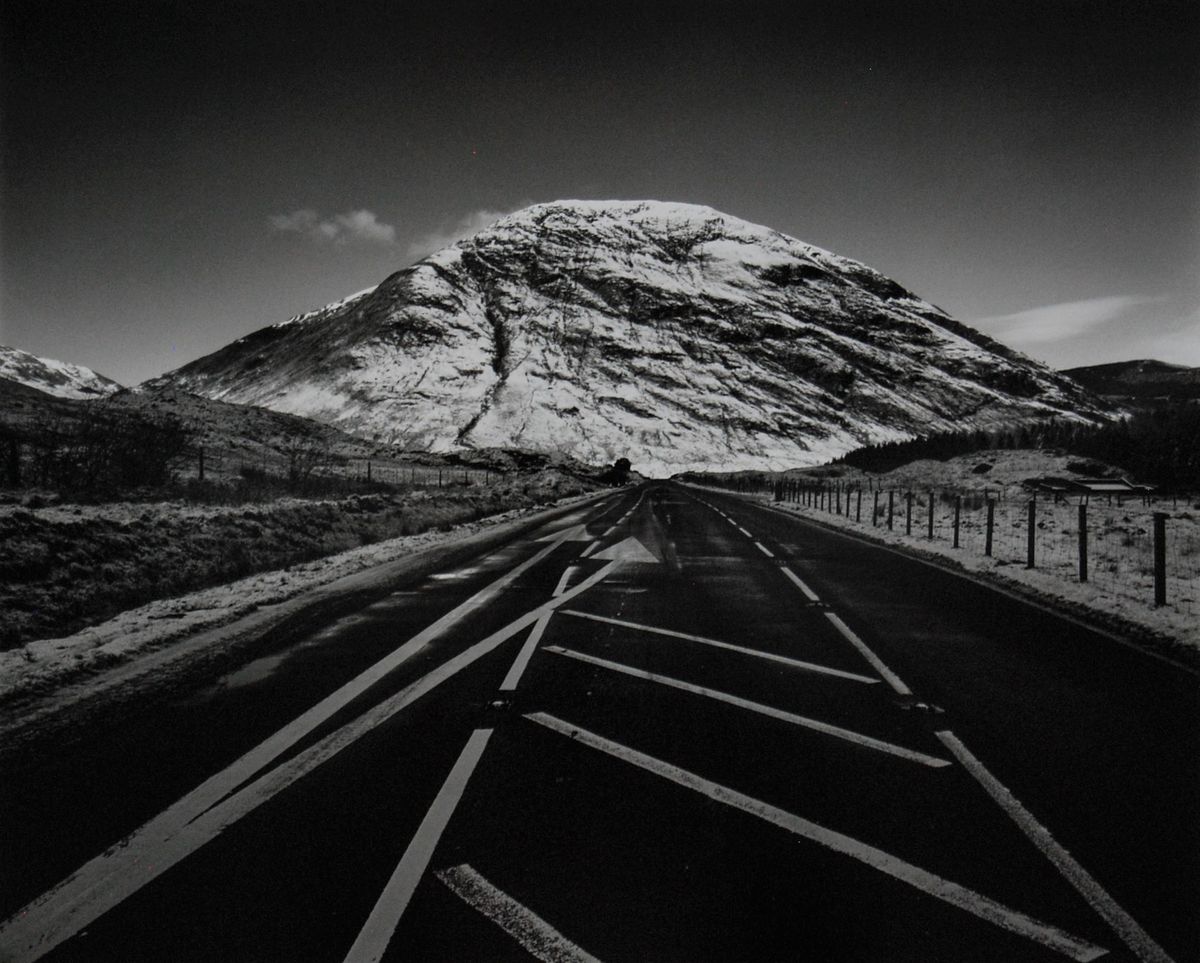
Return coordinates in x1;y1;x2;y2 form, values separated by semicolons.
2;483;1196;962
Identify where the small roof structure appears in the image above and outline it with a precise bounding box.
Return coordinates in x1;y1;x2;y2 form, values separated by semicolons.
1022;476;1155;495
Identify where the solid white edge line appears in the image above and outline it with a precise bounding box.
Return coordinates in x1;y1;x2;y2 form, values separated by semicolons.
525;712;1107;962
936;731;1175;963
558;609;879;684
437;864;603;963
343;729;494;963
545;647;948;768
779;565;821;602
754;541;775;558
823;612;912;696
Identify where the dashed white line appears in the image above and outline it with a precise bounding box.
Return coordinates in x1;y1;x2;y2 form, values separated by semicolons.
753;541;775;558
526;712;1107;962
937;730;1175;963
736;526;753;537
545;648;947;767
559;609;879;684
437;864;603;963
342;729;494;963
824;612;912;696
779;565;821;602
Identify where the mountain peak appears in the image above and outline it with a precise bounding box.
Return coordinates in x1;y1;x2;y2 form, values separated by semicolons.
0;345;123;400
153;203;1110;474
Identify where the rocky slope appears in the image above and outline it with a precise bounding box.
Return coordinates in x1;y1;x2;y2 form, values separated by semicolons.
153;200;1111;475
0;345;122;400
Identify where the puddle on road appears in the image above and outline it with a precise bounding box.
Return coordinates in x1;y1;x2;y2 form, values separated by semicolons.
219;653;287;688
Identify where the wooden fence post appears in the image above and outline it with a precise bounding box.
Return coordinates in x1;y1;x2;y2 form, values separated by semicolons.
953;495;961;548
888;491;895;530
856;488;862;523
927;491;934;539
873;490;879;527
1153;512;1167;606
905;491;913;535
1078;501;1088;582
985;499;995;556
1026;497;1036;568
836;484;842;515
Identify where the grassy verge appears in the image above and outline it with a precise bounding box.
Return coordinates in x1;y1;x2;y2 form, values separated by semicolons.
0;470;596;649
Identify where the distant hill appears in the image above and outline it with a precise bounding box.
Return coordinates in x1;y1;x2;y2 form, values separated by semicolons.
1062;360;1200;400
0;345;122;399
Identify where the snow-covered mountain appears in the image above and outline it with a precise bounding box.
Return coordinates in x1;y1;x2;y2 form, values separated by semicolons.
151;200;1110;475
0;345;122;399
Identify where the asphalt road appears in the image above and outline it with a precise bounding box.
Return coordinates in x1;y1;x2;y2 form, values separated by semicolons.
2;483;1196;963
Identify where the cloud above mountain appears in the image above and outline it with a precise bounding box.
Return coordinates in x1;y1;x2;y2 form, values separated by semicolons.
406;208;515;259
976;294;1165;346
270;209;396;246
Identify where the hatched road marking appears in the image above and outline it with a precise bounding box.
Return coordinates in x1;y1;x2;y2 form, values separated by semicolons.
545;647;947;768
342;729;494;963
559;609;879;684
0;546;621;963
937;731;1176;963
437;864;603;963
526;712;1108;962
824;612;912;696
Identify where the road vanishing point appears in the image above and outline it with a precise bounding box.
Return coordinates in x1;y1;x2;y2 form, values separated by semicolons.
2;483;1196;962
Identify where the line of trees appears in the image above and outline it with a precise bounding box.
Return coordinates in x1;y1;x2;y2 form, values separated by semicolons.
2;408;193;494
833;406;1200;488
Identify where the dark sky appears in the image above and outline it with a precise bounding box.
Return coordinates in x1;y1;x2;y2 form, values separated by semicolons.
2;0;1197;385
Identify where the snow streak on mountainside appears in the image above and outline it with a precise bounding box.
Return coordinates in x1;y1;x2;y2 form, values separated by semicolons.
0;345;122;399
153;201;1110;475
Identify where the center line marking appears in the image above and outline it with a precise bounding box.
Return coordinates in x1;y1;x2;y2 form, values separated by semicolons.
937;731;1175;963
343;729;494;963
437;864;603;963
824;612;912;696
545;647;947;767
526;712;1107;962
779;565;821;602
753;541;775;557
559;609;879;684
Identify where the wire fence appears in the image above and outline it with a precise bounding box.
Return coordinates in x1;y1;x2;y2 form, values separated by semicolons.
186;447;497;489
703;476;1200;621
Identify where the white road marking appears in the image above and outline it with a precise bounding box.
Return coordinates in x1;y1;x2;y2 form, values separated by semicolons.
779;565;821;602
753;541;775;558
559;609;879;684
526;713;1108;962
500;612;553;691
580;541;600;558
824;612;912;696
736;526;753;537
545;648;946;767
437;864;603;963
552;565;578;597
936;731;1175;963
342;729;494;963
0;559;620;963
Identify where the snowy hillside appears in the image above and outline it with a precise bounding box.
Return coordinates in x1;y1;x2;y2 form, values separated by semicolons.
152;200;1111;475
0;345;122;400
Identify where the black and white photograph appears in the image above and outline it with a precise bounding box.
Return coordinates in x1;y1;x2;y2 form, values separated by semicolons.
1;1;1197;960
